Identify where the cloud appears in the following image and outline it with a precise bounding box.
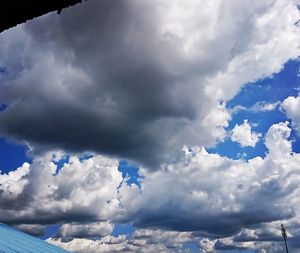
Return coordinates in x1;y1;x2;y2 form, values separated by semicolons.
55;221;114;241
0;0;299;166
197;235;286;253
49;235;131;253
0;153;123;225
199;238;216;253
264;121;293;158
251;102;281;112
117;122;300;244
49;229;196;253
282;94;300;134
49;229;270;253
14;224;47;237
1;121;300;252
231;120;261;147
232;101;280;113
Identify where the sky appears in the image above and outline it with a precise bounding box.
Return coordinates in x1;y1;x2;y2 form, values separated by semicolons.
0;0;300;252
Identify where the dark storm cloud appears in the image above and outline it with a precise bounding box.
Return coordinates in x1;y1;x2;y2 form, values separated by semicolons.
0;0;201;166
131;195;290;236
1;0;298;166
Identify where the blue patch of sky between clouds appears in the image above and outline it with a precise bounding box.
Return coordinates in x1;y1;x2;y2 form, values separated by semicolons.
40;224;61;240
79;153;94;161
183;242;199;252
0;137;31;173
112;223;135;238
226;60;299;109
209;59;300;160
118;160;143;188
52;155;70;175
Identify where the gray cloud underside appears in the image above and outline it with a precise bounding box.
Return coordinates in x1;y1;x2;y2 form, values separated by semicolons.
0;0;299;166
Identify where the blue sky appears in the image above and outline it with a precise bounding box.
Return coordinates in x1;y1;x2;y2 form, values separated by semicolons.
0;1;300;252
209;60;300;160
0;138;30;173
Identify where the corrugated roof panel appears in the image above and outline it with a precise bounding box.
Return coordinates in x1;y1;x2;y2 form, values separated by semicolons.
0;224;70;253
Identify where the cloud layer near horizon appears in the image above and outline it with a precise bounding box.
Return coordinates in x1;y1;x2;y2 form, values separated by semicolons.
0;0;299;166
1;122;300;252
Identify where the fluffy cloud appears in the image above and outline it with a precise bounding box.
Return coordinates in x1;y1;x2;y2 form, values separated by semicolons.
117;122;300;251
49;235;132;253
49;229;195;253
264;121;293;157
199;238;216;253
55;221;114;241
282;94;300;134
0;0;299;166
231;120;261;147
1;122;300;252
0;153;123;225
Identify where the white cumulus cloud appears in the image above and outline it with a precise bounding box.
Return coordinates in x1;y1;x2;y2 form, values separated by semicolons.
231;120;261;147
282;94;300;134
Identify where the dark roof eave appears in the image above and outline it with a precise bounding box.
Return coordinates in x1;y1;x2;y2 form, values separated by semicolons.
0;0;86;33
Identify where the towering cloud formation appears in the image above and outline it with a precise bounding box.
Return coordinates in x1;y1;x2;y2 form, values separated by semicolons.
0;0;299;166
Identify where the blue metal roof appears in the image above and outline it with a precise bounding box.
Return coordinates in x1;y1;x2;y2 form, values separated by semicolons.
0;224;70;253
